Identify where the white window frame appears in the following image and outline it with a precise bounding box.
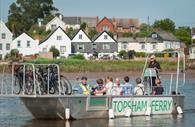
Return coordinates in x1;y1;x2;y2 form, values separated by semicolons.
57;36;62;40
104;35;108;40
17;41;21;48
42;48;47;53
77;44;84;50
103;44;110;50
141;44;145;50
51;24;57;30
1;33;6;39
0;43;2;50
79;34;82;39
27;41;31;48
6;43;10;50
60;46;66;54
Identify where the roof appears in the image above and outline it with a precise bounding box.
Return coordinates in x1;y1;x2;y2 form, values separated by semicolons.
81;17;97;27
110;18;140;28
96;17;114;27
117;37;161;43
39;26;70;45
153;30;178;41
62;16;81;25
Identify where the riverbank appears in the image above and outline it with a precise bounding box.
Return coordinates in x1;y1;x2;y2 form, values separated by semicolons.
62;69;195;80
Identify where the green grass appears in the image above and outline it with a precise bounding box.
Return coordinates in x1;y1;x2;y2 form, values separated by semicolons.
23;58;179;73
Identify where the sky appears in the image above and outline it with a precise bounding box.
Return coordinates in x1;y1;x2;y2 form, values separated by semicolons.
0;0;195;27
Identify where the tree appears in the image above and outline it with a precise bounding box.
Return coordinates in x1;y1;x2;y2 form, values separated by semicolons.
118;50;128;59
6;0;58;36
5;49;21;61
122;32;133;37
80;22;87;31
49;46;59;58
175;27;191;45
153;18;176;33
88;28;98;39
66;27;78;38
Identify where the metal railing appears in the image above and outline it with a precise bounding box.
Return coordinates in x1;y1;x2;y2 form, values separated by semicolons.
0;63;64;96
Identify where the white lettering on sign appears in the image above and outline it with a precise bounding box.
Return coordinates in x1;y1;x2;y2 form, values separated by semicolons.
112;97;173;115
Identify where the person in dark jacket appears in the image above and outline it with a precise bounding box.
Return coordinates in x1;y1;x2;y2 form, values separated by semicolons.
152;78;164;95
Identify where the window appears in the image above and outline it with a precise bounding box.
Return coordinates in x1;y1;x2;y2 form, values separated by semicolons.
51;24;57;30
1;33;6;39
60;46;66;54
17;41;21;48
102;26;108;31
6;44;10;50
104;35;108;40
152;34;157;38
27;41;30;48
103;44;110;50
122;43;128;50
141;44;145;50
0;43;2;50
79;34;82;39
57;36;62;40
42;48;47;53
152;44;156;50
92;43;97;50
0;54;2;60
77;44;84;50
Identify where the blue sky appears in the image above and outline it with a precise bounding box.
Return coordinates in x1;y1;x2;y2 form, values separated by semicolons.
0;0;195;27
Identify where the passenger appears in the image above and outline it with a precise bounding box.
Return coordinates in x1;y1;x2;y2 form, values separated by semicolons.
93;78;106;96
112;78;122;95
105;76;114;95
148;55;161;87
134;77;145;95
152;78;164;95
78;76;90;95
122;76;133;95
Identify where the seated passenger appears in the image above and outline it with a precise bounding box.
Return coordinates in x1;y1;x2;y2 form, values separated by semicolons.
78;76;90;95
134;77;145;95
152;78;164;95
112;78;122;95
93;78;106;95
122;76;133;95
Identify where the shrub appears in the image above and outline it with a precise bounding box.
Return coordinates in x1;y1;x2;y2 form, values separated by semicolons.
118;50;128;59
49;46;59;58
135;52;146;57
68;54;85;60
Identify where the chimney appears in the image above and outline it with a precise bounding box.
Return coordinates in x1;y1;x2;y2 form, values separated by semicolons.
96;16;99;25
59;14;62;20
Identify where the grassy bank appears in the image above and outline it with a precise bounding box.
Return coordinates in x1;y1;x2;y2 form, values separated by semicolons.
23;58;178;73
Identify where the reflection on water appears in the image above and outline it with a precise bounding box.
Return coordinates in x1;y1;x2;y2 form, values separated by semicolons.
0;79;195;127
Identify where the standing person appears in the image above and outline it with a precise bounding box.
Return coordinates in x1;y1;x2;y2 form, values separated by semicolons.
148;55;161;86
122;76;133;95
152;78;164;95
78;76;90;95
105;76;114;95
134;77;145;95
112;78;122;95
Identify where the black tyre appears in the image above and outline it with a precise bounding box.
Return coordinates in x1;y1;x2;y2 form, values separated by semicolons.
13;76;21;94
60;75;72;95
35;73;46;95
24;79;34;95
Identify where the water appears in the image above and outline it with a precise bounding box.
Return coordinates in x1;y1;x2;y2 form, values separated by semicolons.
0;79;195;127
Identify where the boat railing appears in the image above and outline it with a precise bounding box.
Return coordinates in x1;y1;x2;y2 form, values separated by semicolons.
0;63;63;96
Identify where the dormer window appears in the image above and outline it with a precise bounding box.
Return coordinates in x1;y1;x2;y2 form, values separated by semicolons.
79;34;82;39
152;34;157;38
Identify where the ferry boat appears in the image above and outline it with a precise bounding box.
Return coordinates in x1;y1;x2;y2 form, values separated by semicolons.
0;51;185;120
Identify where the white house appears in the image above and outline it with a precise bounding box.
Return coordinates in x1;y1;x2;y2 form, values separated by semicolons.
12;33;39;56
39;26;71;57
189;35;195;59
93;31;118;58
71;29;92;58
118;31;181;53
45;16;66;31
0;20;13;60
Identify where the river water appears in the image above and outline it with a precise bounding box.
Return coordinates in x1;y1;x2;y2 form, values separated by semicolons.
0;78;195;127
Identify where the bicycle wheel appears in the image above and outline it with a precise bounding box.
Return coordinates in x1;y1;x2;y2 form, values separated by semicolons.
24;79;34;95
13;76;21;94
35;73;46;95
60;75;72;95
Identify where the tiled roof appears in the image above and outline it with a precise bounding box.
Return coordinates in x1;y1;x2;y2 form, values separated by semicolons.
117;37;161;43
154;30;178;41
62;16;81;25
110;18;140;28
81;17;97;27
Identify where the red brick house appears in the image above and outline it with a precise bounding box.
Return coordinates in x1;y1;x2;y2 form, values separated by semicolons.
96;17;114;33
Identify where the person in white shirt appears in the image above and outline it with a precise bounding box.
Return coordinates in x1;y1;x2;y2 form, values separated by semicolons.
105;76;114;95
112;78;122;95
134;77;145;95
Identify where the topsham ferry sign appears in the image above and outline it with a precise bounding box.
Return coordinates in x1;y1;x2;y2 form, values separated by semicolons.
112;97;173;115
